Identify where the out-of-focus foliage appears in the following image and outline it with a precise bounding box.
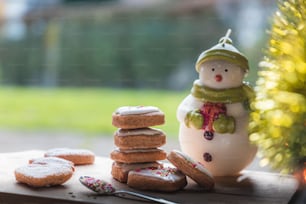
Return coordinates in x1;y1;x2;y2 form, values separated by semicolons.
249;0;306;173
0;1;255;89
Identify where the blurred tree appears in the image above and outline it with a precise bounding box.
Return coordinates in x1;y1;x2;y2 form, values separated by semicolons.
250;0;306;176
64;0;115;3
0;0;270;89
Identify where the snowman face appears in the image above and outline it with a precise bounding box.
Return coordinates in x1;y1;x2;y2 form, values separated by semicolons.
198;59;245;89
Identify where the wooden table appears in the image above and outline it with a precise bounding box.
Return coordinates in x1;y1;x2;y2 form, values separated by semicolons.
0;150;298;204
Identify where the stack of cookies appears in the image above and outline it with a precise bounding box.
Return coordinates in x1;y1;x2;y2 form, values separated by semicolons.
110;106;167;183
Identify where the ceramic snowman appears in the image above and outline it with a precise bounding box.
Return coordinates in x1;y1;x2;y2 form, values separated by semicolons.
177;30;257;176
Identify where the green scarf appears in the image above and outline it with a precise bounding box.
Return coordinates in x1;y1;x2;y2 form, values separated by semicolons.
191;80;254;104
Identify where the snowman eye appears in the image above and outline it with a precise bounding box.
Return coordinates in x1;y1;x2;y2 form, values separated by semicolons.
212;68;215;71
224;69;228;72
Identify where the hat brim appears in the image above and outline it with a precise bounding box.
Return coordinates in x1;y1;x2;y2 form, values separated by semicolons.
195;50;249;72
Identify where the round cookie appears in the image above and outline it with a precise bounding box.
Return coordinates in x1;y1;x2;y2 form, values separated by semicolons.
167;150;214;190
127;167;187;192
112;106;165;129
15;157;74;187
44;148;95;165
29;157;74;170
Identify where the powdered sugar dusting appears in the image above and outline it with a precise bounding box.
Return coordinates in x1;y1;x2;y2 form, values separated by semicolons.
30;157;74;167
115;106;159;115
15;163;73;179
116;127;164;136
172;150;213;178
45;148;94;157
117;148;162;153
132;167;184;182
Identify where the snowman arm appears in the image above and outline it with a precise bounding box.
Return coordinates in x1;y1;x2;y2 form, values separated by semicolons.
177;95;203;123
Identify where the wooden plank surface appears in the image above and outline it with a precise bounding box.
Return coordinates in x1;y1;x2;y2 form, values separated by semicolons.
0;150;298;204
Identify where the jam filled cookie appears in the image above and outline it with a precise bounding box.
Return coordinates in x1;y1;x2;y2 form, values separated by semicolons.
167;150;214;190
111;161;163;183
114;128;166;150
15;157;74;187
110;148;166;164
44;148;95;165
112;106;165;129
127;167;187;192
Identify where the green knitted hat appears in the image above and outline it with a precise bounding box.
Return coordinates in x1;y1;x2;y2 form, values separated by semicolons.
195;29;249;72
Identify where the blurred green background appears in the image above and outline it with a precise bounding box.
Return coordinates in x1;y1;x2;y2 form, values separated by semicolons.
0;87;186;136
0;0;275;137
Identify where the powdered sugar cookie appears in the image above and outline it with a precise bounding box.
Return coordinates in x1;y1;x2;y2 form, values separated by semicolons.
44;148;95;165
114;128;166;150
127;167;187;192
112;106;165;129
111;161;163;183
29;157;74;169
167;150;214;189
110;148;166;164
15;157;74;187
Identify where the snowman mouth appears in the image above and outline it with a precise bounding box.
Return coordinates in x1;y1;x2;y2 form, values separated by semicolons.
215;74;223;82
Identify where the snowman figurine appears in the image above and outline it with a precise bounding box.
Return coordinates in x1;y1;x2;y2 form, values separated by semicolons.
177;30;257;176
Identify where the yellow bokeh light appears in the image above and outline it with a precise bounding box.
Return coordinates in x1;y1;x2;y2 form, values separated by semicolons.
250;0;305;173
